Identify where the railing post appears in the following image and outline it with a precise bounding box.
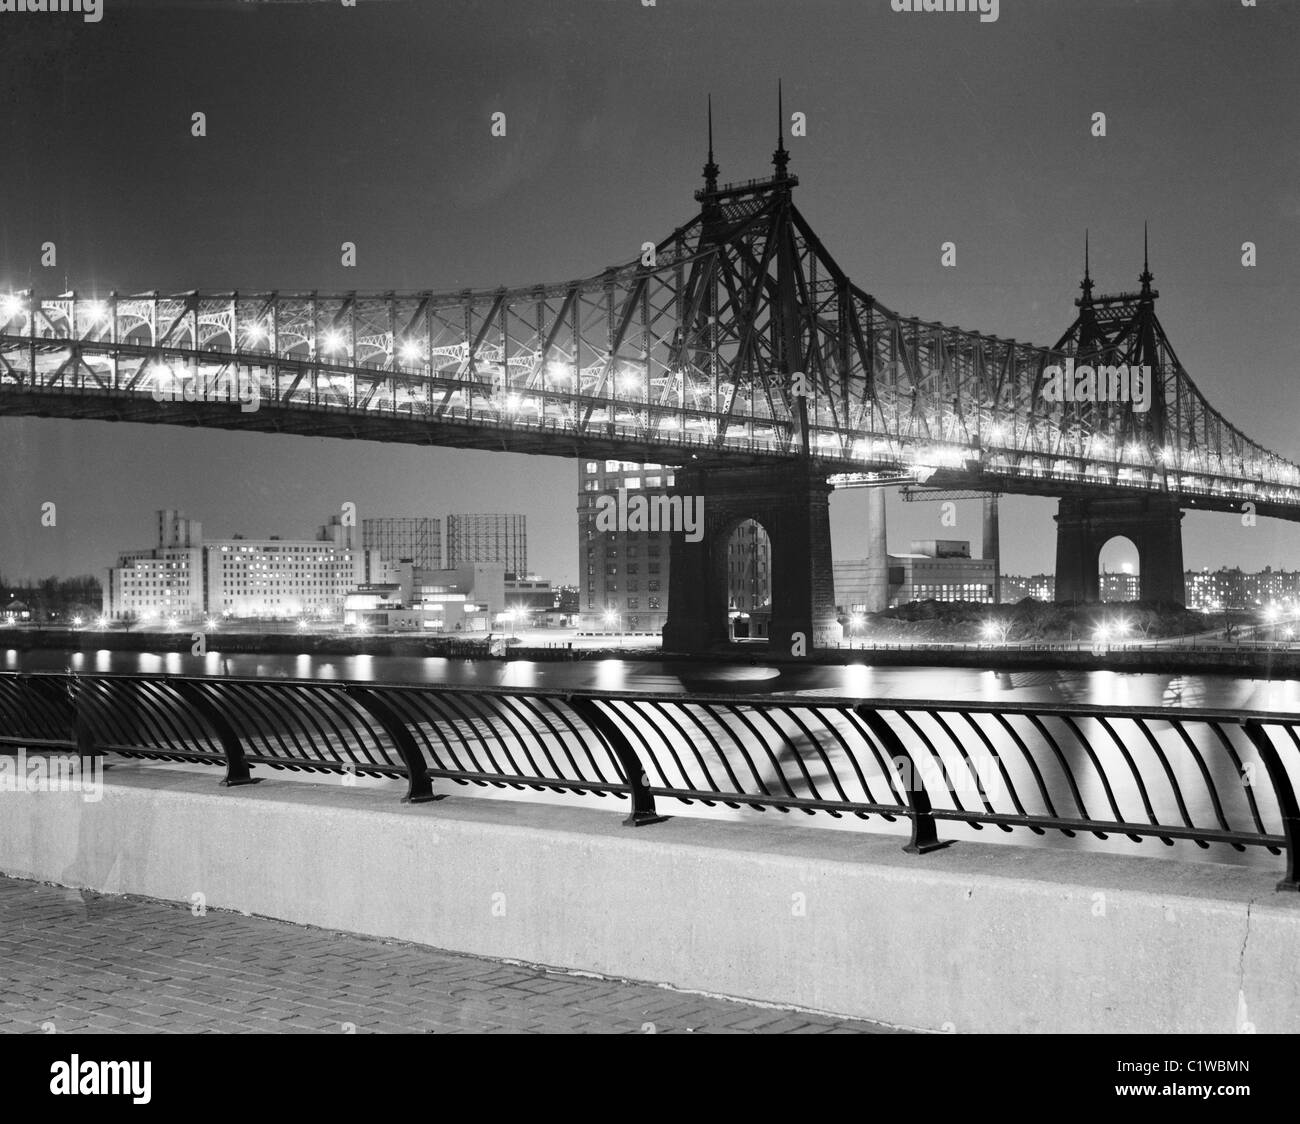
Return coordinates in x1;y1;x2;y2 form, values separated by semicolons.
344;686;440;804
1243;720;1300;892
171;679;258;788
58;673;101;763
855;705;954;855
567;695;666;826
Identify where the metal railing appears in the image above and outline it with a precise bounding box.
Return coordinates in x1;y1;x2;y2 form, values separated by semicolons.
0;671;1297;891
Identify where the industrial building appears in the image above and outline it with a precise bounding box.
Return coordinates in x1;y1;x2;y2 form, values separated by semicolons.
361;516;442;571
447;513;527;576
836;539;997;612
344;561;554;632
102;509;384;622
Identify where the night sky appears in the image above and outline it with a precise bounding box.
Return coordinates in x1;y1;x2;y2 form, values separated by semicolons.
2;0;1298;586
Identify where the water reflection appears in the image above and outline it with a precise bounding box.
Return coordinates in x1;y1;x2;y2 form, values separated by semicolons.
6;645;1300;714
593;659;626;693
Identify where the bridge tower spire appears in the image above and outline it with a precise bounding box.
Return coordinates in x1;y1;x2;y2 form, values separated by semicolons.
1075;229;1101;352
702;94;719;195
1080;229;1094;304
772;80;791;182
1139;221;1155;300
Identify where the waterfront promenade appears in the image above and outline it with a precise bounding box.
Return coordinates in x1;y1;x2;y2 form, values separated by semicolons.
0;876;892;1035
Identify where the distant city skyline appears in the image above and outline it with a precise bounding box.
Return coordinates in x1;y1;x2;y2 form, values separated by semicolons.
3;0;1299;587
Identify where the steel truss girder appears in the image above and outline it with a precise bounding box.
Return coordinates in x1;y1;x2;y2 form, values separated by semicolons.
1;179;1298;515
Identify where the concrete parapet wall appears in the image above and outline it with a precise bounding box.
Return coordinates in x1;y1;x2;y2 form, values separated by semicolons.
1;766;1296;1033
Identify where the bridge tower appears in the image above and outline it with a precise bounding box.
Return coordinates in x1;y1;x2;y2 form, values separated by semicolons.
663;95;843;652
1052;233;1185;604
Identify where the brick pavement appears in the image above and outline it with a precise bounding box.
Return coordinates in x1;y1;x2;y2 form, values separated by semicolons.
0;876;901;1034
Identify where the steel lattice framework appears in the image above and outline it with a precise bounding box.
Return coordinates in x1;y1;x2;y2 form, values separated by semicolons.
2;158;1298;518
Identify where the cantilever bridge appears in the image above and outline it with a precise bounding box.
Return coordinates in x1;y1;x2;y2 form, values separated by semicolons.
3;133;1297;650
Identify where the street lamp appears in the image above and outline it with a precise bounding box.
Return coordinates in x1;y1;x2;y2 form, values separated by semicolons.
603;609;619;634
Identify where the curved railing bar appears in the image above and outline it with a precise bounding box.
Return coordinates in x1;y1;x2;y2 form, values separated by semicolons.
1254;723;1300;891
342;686;436;803
628;699;733;804
854;706;953;854
926;710;1001;828
895;709;977;825
434;690;525;788
283;684;367;772
383;690;474;779
299;684;388;772
471;692;552;789
1019;713;1092;834
505;694;591;795
776;707;856;815
1129;717;1202;845
564;696;664;826
797;707;878;816
943;711;1025;832
698;701;799;806
839;707;911;812
1166;719;1237;845
1092;715;1170;843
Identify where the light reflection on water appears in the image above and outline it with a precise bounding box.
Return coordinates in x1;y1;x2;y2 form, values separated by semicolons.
5;647;1300;711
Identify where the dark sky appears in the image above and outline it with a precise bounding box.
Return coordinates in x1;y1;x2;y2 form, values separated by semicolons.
2;0;1298;585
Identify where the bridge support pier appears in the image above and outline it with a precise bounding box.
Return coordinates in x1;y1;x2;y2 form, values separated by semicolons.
663;463;843;653
1054;496;1185;604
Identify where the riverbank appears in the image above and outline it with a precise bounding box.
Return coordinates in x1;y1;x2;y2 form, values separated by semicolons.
5;627;1300;679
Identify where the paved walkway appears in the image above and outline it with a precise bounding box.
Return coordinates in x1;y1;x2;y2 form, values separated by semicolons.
0;877;898;1034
